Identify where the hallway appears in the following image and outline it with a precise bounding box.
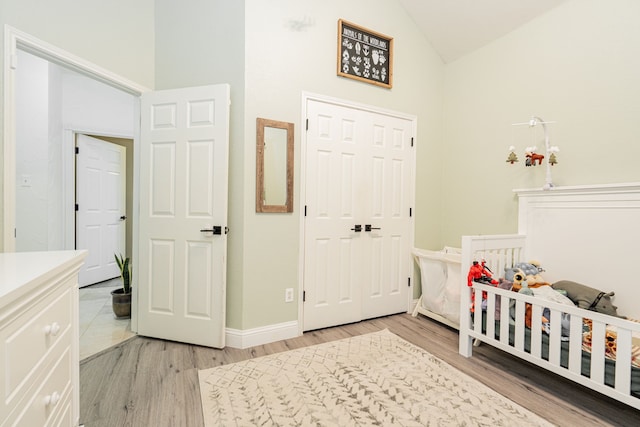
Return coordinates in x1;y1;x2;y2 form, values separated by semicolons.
79;279;134;360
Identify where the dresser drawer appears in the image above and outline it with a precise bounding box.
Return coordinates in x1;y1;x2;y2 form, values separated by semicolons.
1;287;72;407
3;347;72;427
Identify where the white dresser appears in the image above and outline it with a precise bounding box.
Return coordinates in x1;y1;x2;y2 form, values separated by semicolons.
0;251;86;427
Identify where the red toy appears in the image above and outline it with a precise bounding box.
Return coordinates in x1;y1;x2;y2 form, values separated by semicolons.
467;260;499;313
467;260;498;287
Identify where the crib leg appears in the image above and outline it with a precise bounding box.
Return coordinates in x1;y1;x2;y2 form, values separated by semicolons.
459;333;473;357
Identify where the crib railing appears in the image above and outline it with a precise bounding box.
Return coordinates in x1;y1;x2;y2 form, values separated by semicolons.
459;234;640;410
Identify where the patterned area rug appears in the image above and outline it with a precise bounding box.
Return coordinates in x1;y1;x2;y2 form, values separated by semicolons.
198;329;554;426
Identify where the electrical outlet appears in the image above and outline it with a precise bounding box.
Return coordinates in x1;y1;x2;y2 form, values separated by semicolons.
285;288;294;303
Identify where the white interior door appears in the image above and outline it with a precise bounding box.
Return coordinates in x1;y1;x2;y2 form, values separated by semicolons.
360;112;413;319
303;102;365;330
303;99;414;331
76;134;126;287
138;84;230;348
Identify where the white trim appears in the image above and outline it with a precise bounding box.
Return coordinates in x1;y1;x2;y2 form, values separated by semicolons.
225;321;299;349
514;182;640;197
2;25;148;251
298;92;417;335
9;26;149;95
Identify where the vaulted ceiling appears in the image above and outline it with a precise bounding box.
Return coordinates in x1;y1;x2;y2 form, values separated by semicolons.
398;0;568;63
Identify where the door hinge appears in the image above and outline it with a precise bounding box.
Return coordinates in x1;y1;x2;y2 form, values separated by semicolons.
303;291;306;302
408;277;411;287
411;137;414;147
409;207;412;217
304;205;307;217
14;228;17;238
75;146;79;154
306;119;309;131
75;204;79;211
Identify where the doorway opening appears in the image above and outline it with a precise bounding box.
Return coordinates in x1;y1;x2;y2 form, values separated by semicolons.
3;25;147;253
4;27;147;353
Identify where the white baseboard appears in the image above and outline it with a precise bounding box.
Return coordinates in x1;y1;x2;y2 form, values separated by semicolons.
226;320;299;349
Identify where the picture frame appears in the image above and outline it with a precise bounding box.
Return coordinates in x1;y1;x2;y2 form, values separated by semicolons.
337;19;393;89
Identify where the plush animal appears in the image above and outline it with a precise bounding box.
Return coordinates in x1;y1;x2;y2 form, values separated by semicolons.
513;261;552;288
505;263;576;334
504;267;528;293
525;152;545;166
582;319;640;368
552;280;623;318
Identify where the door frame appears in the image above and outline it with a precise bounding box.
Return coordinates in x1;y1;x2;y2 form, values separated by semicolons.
3;25;148;251
3;26;148;331
298;92;417;335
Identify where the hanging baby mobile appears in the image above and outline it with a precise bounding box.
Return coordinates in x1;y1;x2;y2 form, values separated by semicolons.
507;116;559;190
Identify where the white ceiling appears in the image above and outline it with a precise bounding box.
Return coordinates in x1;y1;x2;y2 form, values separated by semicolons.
398;0;568;63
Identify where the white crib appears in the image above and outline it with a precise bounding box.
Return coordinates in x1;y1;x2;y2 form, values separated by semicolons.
458;183;640;410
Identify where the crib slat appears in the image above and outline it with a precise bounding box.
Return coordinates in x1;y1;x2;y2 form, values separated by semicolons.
472;288;482;334
614;328;632;394
486;290;496;339
590;321;606;384
500;295;510;344
514;300;525;351
530;304;543;358
568;314;583;374
548;309;562;365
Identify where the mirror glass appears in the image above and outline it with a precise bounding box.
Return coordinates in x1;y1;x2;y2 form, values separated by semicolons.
256;118;294;212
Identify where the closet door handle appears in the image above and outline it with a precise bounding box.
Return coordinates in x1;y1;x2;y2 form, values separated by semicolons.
365;224;381;232
350;224;362;232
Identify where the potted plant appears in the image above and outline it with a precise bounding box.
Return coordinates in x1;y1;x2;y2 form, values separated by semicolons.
112;253;132;318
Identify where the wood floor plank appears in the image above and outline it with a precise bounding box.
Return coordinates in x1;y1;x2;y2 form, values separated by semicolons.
80;314;640;427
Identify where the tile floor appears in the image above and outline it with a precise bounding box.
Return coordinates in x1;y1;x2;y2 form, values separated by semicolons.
79;278;135;360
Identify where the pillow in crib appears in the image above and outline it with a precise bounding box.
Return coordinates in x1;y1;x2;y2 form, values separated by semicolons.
552;280;623;318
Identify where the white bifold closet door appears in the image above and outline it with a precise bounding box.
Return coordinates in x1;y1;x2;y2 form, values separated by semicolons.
303;99;414;331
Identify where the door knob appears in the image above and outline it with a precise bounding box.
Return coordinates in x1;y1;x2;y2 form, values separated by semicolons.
350;224;362;232
365;224;381;232
200;226;222;235
120;215;127;220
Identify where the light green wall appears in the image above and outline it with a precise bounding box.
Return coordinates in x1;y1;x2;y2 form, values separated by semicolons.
442;0;640;247
0;0;155;250
153;0;247;330
8;0;637;334
241;0;444;328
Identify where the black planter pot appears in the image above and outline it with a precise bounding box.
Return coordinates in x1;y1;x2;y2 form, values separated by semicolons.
111;288;132;318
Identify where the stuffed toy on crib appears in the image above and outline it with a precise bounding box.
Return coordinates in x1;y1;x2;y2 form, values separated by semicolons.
504;262;575;336
467;260;499;313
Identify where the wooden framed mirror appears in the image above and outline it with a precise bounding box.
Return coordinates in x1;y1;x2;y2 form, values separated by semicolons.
256;118;294;212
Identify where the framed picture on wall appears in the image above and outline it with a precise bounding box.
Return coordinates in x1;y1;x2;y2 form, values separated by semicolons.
337;19;393;89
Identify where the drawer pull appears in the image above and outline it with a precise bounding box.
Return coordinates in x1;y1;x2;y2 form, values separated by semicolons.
44;391;60;407
43;322;61;336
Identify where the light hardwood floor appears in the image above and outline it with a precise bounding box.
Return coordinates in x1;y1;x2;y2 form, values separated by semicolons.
80;313;640;426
